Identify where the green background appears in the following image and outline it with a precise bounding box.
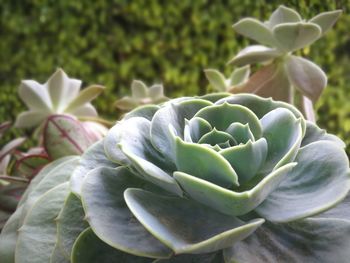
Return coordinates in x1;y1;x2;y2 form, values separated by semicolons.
0;0;349;154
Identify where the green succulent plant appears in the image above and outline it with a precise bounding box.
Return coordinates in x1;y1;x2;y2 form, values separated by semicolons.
115;80;169;111
1;94;349;262
15;69;105;129
226;5;342;122
204;66;250;92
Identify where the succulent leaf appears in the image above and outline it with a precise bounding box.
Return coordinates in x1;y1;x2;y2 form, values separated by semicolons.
228;45;281;66
15;183;69;263
309;10;342;35
273;22;321;52
233;18;277;47
204;69;228;92
268;5;302;28
285;55;327;102
256;141;350;222
43;115;96;159
224;217;350;263
81;167;173;258
229;65;250;86
124;188;265;254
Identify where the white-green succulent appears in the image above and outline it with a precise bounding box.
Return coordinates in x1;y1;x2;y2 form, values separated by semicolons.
1;94;349;262
115;80;169;111
204;66;250;92
228;5;342;121
15;69;105;129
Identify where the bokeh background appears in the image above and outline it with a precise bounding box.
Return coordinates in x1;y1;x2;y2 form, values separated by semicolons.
0;0;349;155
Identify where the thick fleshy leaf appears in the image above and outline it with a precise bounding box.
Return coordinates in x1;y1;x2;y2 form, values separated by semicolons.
19;156;79;225
216;94;305;129
70;103;98;117
316;192;350;221
174;163;296;216
225;123;254;144
224;218;350;263
106;117;180;195
14;111;47;128
260;108;302;172
301;121;345;148
220;139;267;184
18;156;74;207
65;85;104;113
81;167;172;258
174;137;238;188
273;22;321;52
72;228;152;263
228;45;281;66
47;69;82;112
204;69;228;92
121;144;183;196
0;137;26;160
309;10;342;35
285;55;327;102
198;128;235;146
230;66;250;86
0;205;24;263
131;80;149;99
268;5;301;28
256;141;350;222
56;193;89;258
149;84;165;100
233;18;277;47
15;183;69;263
19;80;52;111
71;140;116;196
186;117;212;142
194;103;262;139
125;188;264;254
44;115;94;159
124;105;160;121
151;99;212;161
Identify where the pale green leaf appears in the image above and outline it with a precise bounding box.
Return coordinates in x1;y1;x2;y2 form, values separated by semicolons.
124;188;264;254
273;22;321;52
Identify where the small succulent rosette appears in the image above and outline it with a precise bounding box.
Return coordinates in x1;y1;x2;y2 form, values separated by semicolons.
1;94;350;262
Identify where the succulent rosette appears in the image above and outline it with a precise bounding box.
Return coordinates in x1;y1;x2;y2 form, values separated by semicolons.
1;94;350;262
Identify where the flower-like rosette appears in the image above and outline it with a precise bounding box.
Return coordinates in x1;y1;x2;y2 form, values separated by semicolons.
7;94;346;261
71;93;349;259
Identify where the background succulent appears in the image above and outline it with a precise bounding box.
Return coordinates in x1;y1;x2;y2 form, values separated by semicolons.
204;66;250;92
15;68;106;132
115;80;169;111
1;94;349;262
225;5;342;122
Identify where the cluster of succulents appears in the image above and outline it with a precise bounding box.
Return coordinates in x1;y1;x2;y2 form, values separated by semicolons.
115;80;169;111
0;5;349;263
1;93;349;262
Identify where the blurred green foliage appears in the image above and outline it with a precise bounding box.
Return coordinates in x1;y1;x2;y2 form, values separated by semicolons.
0;0;349;154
